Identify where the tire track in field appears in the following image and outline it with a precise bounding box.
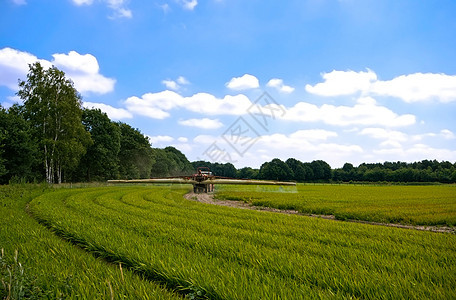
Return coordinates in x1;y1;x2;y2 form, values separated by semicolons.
185;192;455;234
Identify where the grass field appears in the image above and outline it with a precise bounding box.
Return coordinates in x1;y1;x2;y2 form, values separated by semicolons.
22;185;456;299
215;184;456;226
0;185;181;299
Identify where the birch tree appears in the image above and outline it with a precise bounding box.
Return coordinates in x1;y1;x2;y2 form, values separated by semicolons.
17;62;90;184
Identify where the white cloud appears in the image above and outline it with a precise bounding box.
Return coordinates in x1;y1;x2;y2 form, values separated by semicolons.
0;48;115;95
374;144;456;163
177;76;190;85
305;69;377;96
148;135;174;144
440;129;455;140
83;102;132;120
289;129;338;141
178;137;188;143
52;51;116;94
123;89;415;128
178;0;198;10
371;73;456;103
72;0;93;5
267;78;295;93
71;0;132;19
0;48;51;90
124;91;253;119
359;128;408;142
226;74;259;91
162;80;179;90
161;76;190;90
283;97;416;127
306;69;456;103
178;118;223;129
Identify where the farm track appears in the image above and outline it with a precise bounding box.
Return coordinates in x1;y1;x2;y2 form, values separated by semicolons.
185;192;456;234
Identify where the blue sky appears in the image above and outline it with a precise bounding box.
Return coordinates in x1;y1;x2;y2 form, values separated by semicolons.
1;0;455;168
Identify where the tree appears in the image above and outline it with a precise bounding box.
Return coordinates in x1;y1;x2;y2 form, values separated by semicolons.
259;158;294;181
237;167;259;179
285;158;309;182
0;105;40;183
150;147;193;177
310;160;331;181
17;62;90;183
72;108;120;181
118;122;153;179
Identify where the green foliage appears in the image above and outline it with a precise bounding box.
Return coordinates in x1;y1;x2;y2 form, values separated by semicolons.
150;147;194;177
72;108;121;181
259;158;294;181
17;62;90;183
28;186;456;299
0;105;40;184
334;160;456;183
237;167;259;179
117;122;153;179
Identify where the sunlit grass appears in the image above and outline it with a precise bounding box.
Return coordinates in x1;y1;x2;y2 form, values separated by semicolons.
215;184;456;226
0;185;180;299
28;185;456;299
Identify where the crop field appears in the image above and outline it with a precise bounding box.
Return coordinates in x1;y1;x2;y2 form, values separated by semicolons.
0;185;180;299
19;185;456;299
216;184;456;226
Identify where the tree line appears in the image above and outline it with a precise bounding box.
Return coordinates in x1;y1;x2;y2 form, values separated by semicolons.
1;63;455;184
193;159;456;183
0;62;193;184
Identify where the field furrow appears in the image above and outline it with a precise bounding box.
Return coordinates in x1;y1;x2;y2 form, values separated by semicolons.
28;185;456;299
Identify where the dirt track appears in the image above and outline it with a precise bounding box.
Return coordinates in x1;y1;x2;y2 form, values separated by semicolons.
184;192;455;234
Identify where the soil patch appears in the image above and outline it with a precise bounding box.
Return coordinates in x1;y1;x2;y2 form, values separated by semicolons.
184;192;455;234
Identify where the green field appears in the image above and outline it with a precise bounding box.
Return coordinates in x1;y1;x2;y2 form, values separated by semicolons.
216;184;456;226
10;184;453;299
0;185;180;299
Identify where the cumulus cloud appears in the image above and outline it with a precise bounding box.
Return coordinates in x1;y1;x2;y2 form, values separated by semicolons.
371;73;456;103
306;69;456;103
0;48;51;90
124;91;252;119
283;97;416;127
266;78;295;93
360;127;455;146
0;48;115;95
306;69;377;96
83;102;132;120
359;128;408;142
178;118;223;129
52;51;116;94
226;74;259;91
122;89;415;128
373;144;456;163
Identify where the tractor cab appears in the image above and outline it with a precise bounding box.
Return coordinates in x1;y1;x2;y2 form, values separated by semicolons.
193;167;215;193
